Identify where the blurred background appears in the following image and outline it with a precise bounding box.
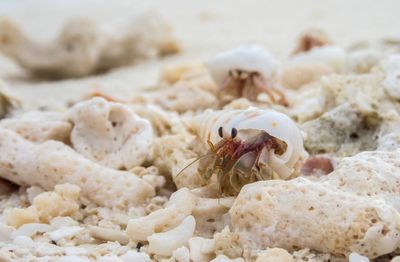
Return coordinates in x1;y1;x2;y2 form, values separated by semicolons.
0;0;399;109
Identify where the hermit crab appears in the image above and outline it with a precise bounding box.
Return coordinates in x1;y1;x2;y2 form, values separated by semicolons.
206;46;288;106
181;108;305;195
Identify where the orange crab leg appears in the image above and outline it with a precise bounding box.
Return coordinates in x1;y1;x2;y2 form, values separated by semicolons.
89;90;128;103
252;75;288;107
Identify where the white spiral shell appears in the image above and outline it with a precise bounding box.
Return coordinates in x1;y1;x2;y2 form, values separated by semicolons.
193;108;305;179
206;45;279;86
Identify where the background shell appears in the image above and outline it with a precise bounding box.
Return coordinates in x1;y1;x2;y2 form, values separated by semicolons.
206;45;279;86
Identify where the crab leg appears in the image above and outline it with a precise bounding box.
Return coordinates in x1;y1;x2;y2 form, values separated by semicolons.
229;170;242;193
89;90;127;103
218;74;236;98
252;74;288;106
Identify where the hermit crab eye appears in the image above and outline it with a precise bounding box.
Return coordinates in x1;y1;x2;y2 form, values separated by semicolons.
218;126;224;138
231;128;238;139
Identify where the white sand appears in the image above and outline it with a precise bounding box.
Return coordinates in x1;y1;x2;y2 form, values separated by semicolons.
0;0;399;110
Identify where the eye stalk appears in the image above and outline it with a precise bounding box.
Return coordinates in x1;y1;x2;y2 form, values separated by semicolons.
231;128;237;139
218;126;224;138
218;127;238;139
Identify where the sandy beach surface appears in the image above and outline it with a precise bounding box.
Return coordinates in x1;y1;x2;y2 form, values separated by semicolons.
0;0;399;110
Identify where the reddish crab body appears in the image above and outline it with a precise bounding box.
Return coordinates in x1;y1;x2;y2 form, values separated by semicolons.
220;69;288;106
197;127;287;194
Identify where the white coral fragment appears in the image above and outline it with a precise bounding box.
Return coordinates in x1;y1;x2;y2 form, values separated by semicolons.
188;237;215;262
5;184;80;228
346;49;382;73
69;97;153;170
173;246;190;262
255;248;294;262
119;251;151;262
0;13;179;78
0;111;71;143
382;54;400;99
88;225;129;244
0;129;155;208
147;215;196;256
230;150;400;258
0;223;14;242
349;252;370;262
11;223;52;238
211;255;245;262
47;226;84;241
126;188;196;241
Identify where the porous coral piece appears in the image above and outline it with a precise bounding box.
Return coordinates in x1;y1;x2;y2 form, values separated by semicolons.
124;12;180;57
230;150;400;258
33;184;80;223
0;13;179;78
150;134;204;189
381;54;400;99
93;64;217;113
0;111;71;143
287;82;325;123
160;63;206;85
134;70;218;113
130;104;183;136
69;98;153;170
326;151;400;211
188;237;215;262
376;111;400;151
192;197;233;237
346;38;400;74
255;248;294;262
5;184;80;227
147;85;218;113
0;17;100;78
0;128;155;208
4;207;39;228
213;227;243;259
346;49;382;74
320;73;387;112
302;103;381;156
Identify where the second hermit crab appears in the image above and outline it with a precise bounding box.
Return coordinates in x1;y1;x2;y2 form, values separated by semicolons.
206;45;288;106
